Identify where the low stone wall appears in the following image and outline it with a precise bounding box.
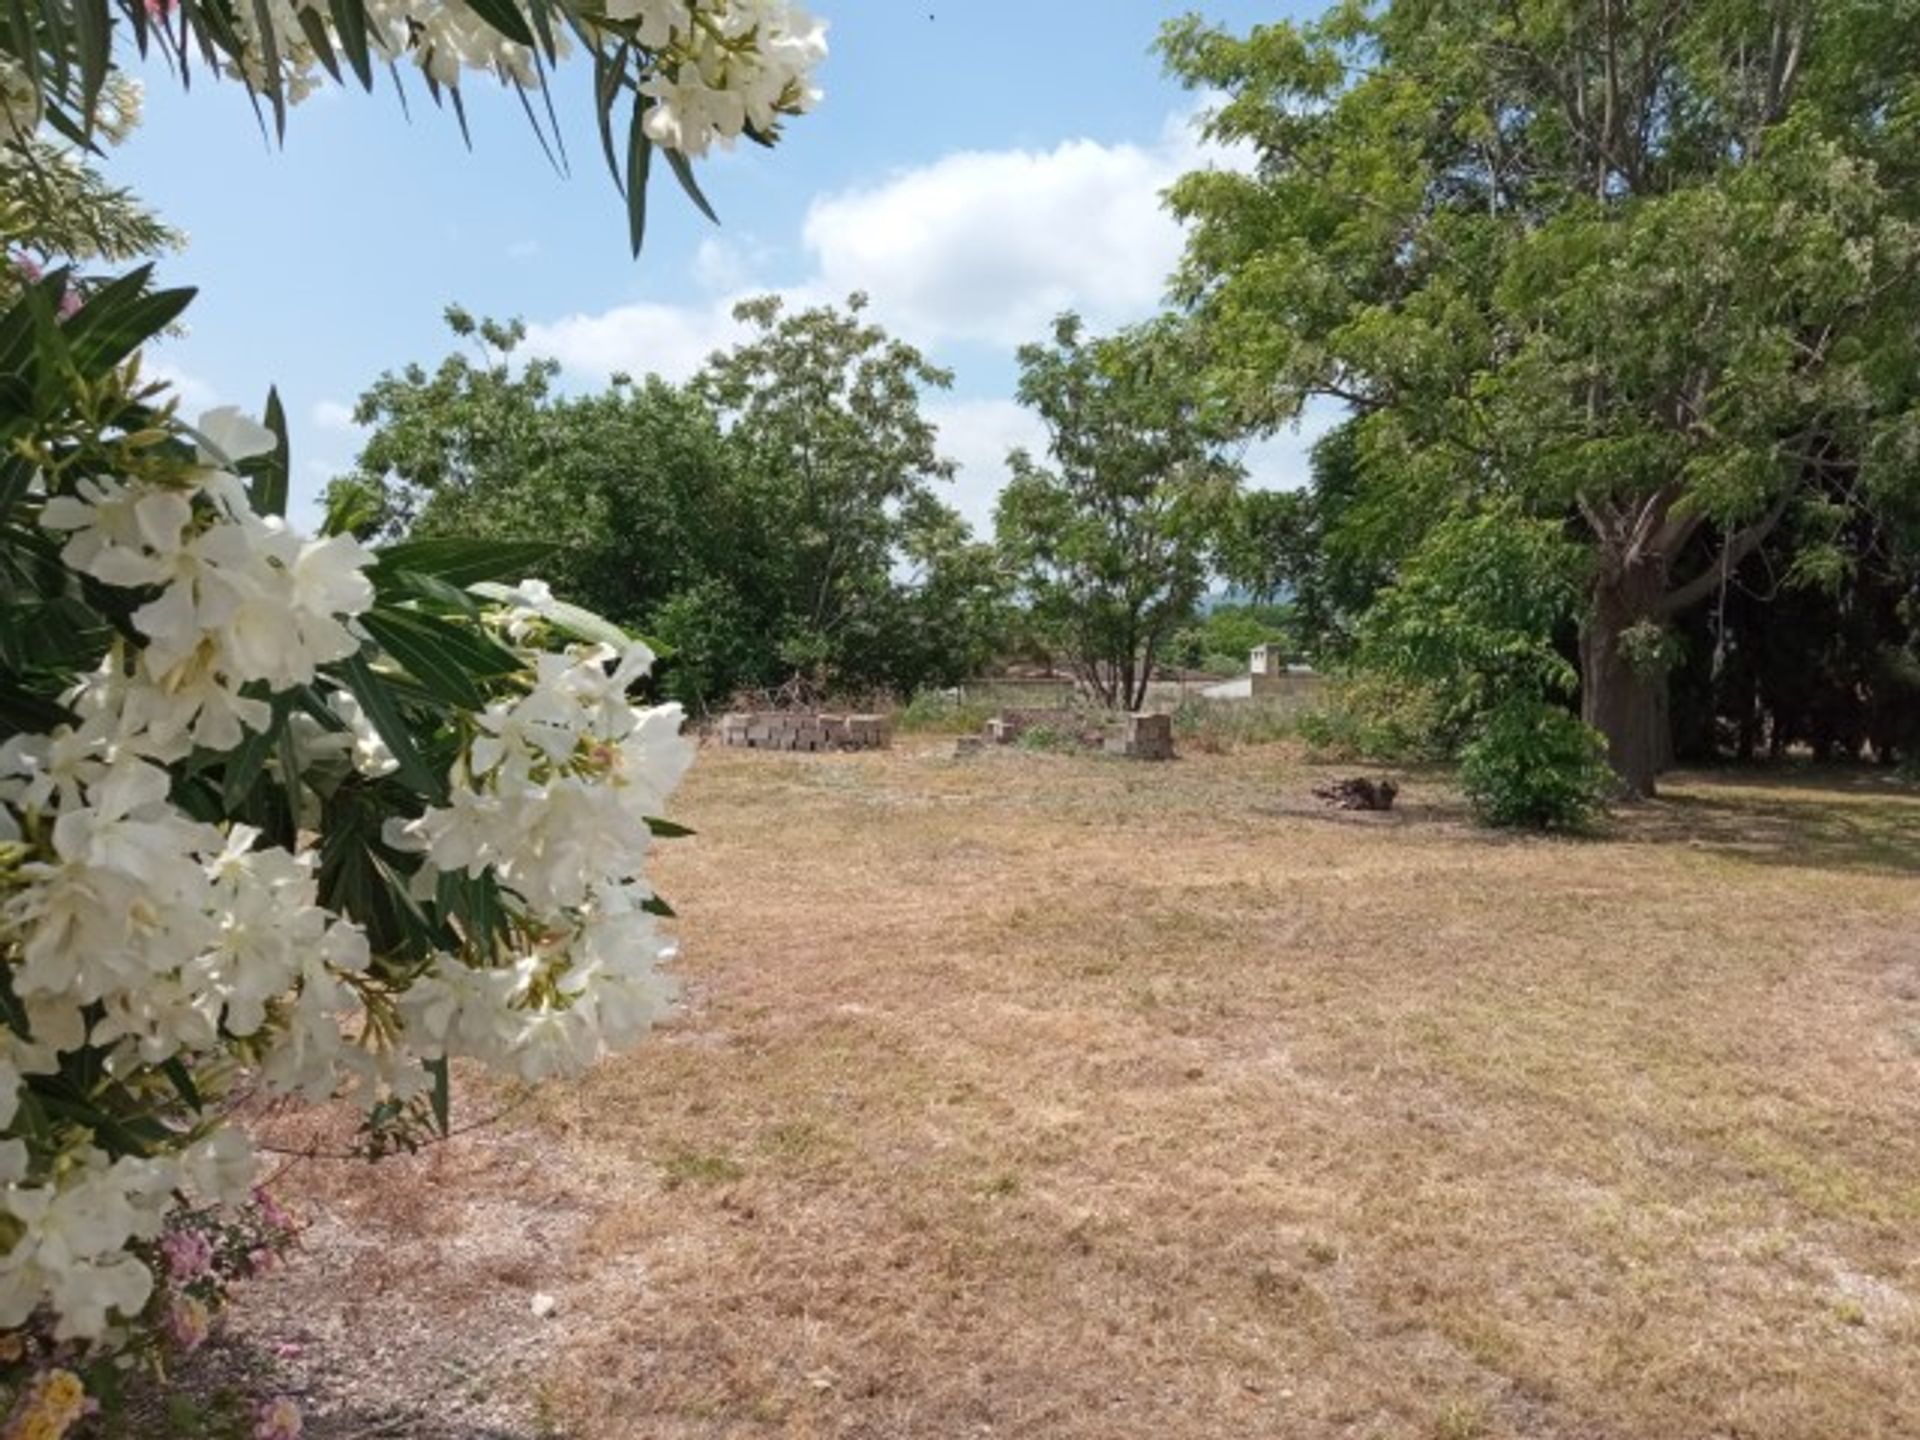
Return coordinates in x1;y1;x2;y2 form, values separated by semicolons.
717;712;892;753
979;709;1174;761
981;708;1090;746
956;678;1081;708
1250;672;1326;705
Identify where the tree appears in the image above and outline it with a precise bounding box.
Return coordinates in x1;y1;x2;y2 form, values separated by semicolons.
1218;488;1313;607
1163;0;1920;795
997;315;1242;711
1665;486;1920;763
1354;502;1589;748
876;494;1012;696
691;292;983;698
1216;421;1396;664
1;77;181;306
336;296;999;710
327;307;738;629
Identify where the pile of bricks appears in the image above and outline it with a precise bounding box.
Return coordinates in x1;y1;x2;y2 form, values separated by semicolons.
717;712;892;753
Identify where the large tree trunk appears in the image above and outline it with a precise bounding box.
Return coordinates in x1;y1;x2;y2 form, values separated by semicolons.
1574;472;1797;797
1581;559;1669;800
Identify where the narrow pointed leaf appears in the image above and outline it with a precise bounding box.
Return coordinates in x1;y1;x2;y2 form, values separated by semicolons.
664;143;720;225
241;386;291;518
360;608;521;710
334;650;443;800
426;1055;451;1135
328;0;374;88
372;537;556;588
461;0;535;48
626;98;654;256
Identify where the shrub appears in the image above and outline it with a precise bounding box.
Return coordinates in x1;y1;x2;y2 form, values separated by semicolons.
1297;675;1450;762
896;691;996;735
0;277;695;1414
0;0;828;1424
1458;701;1614;830
1351;502;1586;734
1017;724;1073;753
1170;697;1298;753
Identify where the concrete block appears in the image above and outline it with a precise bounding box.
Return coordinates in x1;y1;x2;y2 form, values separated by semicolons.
1122;712;1175;761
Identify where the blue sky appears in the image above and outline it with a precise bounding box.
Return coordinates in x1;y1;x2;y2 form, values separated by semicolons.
112;1;1328;531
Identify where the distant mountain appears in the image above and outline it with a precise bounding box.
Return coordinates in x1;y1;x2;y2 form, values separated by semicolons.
1199;586;1295;612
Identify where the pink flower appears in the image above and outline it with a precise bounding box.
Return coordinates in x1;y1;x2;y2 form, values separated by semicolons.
56;289;81;320
161;1229;214;1283
142;0;176;16
247;1247;279;1276
253;1397;302;1440
253;1187;294;1233
9;254;43;285
166;1296;211;1354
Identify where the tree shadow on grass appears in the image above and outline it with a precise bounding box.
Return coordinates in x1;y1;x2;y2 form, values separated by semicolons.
1260;758;1920;875
1612;765;1920;877
297;1407;553;1440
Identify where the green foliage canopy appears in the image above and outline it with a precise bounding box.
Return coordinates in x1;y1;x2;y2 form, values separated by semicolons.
334;295;1006;709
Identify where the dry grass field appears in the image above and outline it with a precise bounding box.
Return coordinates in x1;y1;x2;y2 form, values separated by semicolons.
232;740;1920;1440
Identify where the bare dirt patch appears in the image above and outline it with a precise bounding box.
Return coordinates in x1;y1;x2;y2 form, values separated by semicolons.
224;745;1920;1439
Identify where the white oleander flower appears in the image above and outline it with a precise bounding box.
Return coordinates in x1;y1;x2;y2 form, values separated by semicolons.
178;1130;258;1209
194;405;280;468
196;832;329;1038
604;0;693;48
0;722;115;819
641;64;748;157
40;477;195;588
0;1147;175;1339
497;577;559;642
329;689;399;777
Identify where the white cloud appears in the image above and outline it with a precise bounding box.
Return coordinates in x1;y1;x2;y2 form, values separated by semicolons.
528;105;1243;387
506;239;542;261
524;106;1258;526
800;117;1210;349
691;235;771;294
311;398;358;433
523;297;756;385
925;397;1050;537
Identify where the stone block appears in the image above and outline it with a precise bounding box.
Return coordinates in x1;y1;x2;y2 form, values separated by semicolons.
1121;712;1174;761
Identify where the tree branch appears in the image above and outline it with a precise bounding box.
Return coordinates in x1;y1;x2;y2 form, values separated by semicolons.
1657;484;1797;616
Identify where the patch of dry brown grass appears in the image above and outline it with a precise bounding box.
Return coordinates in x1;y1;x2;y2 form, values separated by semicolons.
259;746;1920;1439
